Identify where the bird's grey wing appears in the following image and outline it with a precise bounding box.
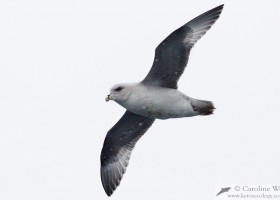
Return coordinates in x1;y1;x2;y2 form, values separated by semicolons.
142;4;224;89
100;110;155;196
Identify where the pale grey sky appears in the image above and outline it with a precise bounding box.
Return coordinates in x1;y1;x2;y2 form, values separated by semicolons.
0;0;279;199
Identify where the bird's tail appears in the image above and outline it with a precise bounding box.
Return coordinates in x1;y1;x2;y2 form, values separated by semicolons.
191;98;215;115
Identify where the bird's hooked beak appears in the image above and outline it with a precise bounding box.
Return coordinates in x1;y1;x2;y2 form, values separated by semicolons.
105;94;111;102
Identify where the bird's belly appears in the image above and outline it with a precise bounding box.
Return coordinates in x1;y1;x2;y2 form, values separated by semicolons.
124;92;194;119
139;104;168;119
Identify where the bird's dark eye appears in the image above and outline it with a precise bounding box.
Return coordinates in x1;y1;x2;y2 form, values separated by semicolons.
114;87;123;92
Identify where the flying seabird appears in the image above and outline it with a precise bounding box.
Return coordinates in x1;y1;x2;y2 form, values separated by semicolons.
100;4;224;196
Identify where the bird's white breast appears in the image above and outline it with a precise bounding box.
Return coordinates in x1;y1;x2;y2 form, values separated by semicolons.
118;83;194;119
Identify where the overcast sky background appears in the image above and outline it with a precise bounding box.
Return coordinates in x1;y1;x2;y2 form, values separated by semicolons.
0;0;280;199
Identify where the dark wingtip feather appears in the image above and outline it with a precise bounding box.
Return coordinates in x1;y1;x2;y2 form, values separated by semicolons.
188;4;224;27
210;4;224;13
101;164;117;196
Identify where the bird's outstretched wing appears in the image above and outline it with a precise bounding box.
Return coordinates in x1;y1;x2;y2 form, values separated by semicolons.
142;4;224;89
100;111;155;196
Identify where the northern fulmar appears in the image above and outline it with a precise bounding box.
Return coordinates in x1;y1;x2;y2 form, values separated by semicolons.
101;4;224;196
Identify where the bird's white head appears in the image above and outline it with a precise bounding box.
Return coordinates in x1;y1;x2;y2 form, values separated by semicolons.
105;83;134;103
